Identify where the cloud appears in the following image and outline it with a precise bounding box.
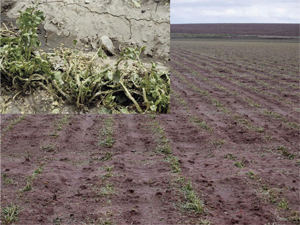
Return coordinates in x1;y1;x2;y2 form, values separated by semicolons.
171;0;300;23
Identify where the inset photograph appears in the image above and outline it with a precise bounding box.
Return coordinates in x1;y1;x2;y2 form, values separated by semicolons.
1;0;170;114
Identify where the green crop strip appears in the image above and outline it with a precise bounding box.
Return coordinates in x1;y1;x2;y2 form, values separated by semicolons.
48;115;71;138
19;163;45;192
1;115;26;143
171;88;215;134
148;116;208;220
188;116;213;132
1;5;170;113
3;115;26;132
242;166;298;222
263;110;300;130
99;116;115;148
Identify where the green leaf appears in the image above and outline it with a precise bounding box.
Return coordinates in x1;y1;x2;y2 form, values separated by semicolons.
98;107;112;114
73;39;78;47
150;105;157;111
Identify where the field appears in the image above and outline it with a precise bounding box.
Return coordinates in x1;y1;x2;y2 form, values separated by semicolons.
1;39;300;224
171;24;300;37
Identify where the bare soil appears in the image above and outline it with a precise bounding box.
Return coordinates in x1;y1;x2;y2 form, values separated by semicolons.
171;23;300;37
1;39;299;224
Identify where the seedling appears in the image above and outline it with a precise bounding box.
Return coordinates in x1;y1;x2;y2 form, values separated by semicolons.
49;131;59;138
102;165;114;178
277;198;290;210
164;156;181;173
289;211;300;223
99;152;113;161
189;116;213;132
234;159;245;168
102;165;114;172
3;116;26;132
182;180;205;213
1;204;20;224
21;178;33;192
155;145;172;155
99;136;115;148
40;144;55;152
247;170;256;179
224;153;236;160
99;117;115;147
2;173;13;185
53;217;63;225
211;139;225;146
20;163;45;192
277;145;295;159
96;184;115;196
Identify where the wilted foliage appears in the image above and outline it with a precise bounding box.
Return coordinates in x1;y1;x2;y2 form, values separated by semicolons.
0;6;170;114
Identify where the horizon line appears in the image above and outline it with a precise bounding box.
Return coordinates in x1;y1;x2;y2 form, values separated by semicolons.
171;22;300;25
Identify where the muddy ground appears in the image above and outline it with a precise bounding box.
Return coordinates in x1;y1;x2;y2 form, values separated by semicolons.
1;38;300;224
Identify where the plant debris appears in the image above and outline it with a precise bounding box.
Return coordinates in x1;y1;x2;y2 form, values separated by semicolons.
0;6;170;114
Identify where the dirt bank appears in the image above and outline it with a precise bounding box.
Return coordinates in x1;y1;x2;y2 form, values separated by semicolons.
3;0;170;61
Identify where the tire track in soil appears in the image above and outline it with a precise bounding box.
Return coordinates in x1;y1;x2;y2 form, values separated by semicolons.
171;57;299;146
110;114;184;224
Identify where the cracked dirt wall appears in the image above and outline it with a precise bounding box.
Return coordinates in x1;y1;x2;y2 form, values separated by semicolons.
3;0;170;61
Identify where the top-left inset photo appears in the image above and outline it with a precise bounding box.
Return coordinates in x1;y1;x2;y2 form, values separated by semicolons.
1;0;170;114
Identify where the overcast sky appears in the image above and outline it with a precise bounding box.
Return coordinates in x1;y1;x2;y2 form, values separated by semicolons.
171;0;300;24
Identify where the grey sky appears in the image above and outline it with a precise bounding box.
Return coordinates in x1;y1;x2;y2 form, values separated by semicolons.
171;0;300;24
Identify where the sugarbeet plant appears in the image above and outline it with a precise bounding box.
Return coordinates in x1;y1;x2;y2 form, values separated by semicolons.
0;6;53;95
0;5;170;113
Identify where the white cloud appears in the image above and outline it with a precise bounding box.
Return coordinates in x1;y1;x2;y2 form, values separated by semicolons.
171;0;300;23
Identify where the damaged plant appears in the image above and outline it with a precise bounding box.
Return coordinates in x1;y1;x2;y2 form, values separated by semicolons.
0;5;53;98
0;6;170;114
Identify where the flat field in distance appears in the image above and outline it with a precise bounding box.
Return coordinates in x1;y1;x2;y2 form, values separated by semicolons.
171;23;300;37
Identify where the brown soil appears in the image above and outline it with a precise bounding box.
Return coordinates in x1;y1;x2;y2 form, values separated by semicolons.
171;23;300;37
1;38;300;225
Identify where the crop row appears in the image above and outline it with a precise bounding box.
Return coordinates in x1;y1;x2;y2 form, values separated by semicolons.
173;40;299;77
172;53;299;131
176;48;299;90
